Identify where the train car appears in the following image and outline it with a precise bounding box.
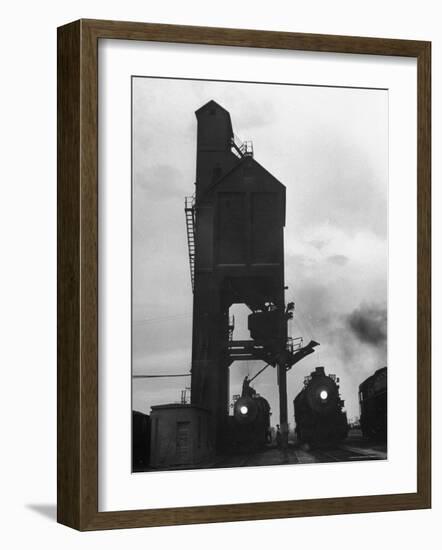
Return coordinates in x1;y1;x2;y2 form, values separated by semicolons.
294;366;348;447
359;367;387;441
132;410;150;470
228;393;271;452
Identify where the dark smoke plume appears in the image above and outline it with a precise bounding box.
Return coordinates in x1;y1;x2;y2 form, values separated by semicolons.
346;303;387;346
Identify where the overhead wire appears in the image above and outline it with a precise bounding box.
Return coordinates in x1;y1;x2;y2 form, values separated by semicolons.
133;373;191;378
134;311;192;325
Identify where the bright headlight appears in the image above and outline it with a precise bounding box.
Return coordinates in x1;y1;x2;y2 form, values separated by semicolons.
320;390;328;400
240;405;248;415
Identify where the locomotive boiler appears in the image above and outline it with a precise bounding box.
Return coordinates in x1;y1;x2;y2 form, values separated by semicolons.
359;366;387;441
228;381;271;452
294;366;348;447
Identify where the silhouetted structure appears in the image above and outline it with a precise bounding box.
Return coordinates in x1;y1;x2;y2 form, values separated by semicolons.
229;392;271;452
132;411;150;470
294;366;348;447
359;366;387;441
187;100;318;451
150;404;212;467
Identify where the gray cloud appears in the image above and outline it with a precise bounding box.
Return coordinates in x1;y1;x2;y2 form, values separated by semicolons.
131;77;388;421
327;254;349;266
291;140;387;238
346;303;387;346
308;239;328;250
135;164;184;199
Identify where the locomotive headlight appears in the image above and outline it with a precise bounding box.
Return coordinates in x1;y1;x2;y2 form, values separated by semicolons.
320;390;328;400
240;405;248;415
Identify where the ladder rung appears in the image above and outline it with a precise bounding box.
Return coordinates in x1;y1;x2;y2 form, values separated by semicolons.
184;195;196;292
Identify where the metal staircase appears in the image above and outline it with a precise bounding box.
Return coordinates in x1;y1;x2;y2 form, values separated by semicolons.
231;134;254;159
184;195;196;292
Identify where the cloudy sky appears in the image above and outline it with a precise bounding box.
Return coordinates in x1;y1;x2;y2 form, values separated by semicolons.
132;76;388;424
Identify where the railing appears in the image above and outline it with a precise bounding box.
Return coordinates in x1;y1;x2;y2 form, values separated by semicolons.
180;386;191;404
185;194;195;211
287;336;303;353
231;134;254;158
240;140;254;157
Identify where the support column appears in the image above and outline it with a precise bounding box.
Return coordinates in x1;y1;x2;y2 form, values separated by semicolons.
278;362;288;449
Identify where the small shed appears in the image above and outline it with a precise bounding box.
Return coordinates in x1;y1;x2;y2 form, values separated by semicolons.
150;404;213;468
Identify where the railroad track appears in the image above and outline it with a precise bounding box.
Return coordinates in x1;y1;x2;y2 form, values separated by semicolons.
305;445;386;463
213;451;257;468
338;443;387;459
206;441;387;469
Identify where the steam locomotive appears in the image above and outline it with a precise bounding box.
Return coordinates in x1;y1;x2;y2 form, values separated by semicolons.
294;366;348;447
228;391;271;452
359;367;387;441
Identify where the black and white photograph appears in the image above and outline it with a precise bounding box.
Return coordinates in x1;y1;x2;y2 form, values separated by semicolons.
0;0;435;542
131;76;388;472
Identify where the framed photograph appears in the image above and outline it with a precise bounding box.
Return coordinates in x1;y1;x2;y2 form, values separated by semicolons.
57;19;431;530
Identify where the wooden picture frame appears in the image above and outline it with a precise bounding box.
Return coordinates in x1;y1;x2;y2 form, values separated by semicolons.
57;19;431;530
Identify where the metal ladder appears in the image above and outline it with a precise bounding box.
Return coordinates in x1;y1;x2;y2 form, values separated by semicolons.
184;195;196;292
